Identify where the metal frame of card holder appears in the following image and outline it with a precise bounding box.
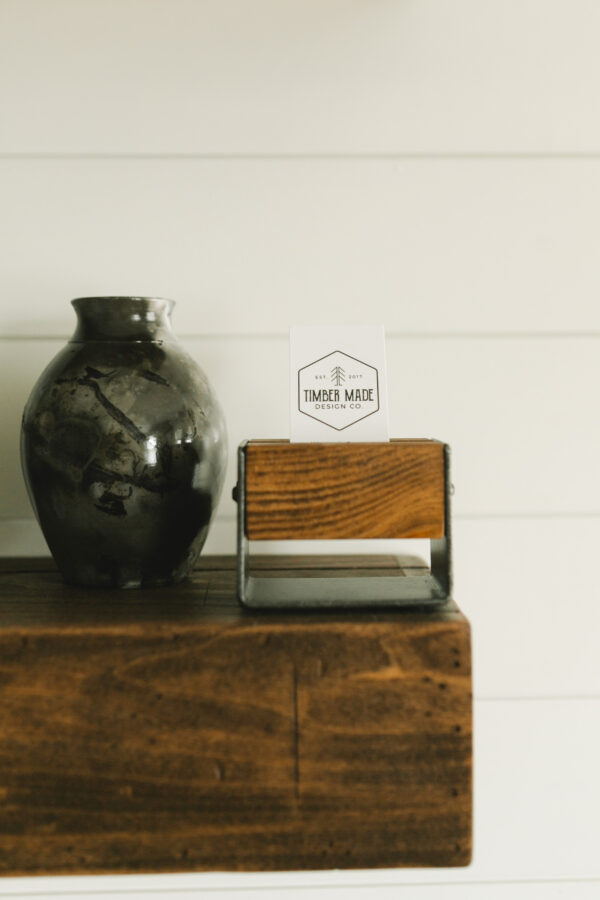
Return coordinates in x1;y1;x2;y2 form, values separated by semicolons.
234;440;453;609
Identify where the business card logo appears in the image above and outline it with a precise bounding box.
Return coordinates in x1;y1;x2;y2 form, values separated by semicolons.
297;350;380;431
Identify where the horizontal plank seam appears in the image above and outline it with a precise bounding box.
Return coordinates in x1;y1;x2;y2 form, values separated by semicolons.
469;695;600;703
1;332;599;342
4;152;600;160
2;511;600;523
454;511;600;520
477;696;600;703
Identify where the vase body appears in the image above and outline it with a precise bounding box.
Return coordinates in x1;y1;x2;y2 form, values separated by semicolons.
21;297;227;588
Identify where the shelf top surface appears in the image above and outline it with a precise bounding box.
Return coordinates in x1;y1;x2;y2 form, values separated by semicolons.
0;555;464;630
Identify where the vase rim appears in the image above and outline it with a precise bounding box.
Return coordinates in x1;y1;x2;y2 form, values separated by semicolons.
71;296;174;306
70;296;175;341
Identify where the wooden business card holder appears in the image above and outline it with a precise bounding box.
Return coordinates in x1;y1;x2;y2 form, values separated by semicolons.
235;439;452;608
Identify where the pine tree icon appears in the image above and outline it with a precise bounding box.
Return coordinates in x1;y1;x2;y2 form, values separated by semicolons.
331;366;345;386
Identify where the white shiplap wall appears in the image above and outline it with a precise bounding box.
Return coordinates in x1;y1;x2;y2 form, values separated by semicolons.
1;1;599;897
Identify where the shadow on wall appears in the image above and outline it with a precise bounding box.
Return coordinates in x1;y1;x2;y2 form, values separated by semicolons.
0;314;71;553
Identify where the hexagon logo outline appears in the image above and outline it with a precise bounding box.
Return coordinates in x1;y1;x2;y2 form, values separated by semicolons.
297;350;380;431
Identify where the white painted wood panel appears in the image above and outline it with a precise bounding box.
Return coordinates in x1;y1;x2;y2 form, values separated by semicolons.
455;517;600;698
2;159;600;337
473;700;600;880
4;515;597;700
0;700;598;891
2;337;596;519
2;1;600;155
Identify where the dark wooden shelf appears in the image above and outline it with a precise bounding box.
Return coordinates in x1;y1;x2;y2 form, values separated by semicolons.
0;555;472;875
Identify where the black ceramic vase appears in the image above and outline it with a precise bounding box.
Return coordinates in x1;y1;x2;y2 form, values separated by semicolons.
21;297;227;588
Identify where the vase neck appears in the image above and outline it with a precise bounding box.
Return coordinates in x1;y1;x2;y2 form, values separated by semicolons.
70;297;175;342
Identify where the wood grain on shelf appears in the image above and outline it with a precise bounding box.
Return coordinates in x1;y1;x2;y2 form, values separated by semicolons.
0;554;471;874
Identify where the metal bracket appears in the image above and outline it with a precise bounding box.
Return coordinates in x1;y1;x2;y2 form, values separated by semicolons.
235;441;453;609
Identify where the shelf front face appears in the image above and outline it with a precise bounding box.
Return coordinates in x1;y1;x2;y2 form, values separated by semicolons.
0;555;471;875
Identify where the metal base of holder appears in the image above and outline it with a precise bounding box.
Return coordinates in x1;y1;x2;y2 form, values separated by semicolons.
241;571;448;609
235;442;453;609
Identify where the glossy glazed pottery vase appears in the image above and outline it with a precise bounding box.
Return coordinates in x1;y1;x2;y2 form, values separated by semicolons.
21;297;227;588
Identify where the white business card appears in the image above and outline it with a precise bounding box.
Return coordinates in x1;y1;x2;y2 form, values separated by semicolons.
290;325;390;442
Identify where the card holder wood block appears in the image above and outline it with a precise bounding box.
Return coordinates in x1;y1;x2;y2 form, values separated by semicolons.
244;439;446;540
0;556;472;875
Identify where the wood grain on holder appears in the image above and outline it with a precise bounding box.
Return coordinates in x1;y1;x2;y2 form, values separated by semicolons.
244;439;446;541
